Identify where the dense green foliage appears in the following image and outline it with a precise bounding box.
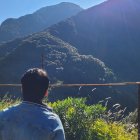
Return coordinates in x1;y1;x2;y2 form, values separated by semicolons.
49;98;137;140
0;97;137;140
0;32;117;108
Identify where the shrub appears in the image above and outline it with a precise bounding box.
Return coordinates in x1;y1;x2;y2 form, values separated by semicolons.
49;98;106;140
0;97;138;140
49;98;137;140
89;119;137;140
0;95;20;110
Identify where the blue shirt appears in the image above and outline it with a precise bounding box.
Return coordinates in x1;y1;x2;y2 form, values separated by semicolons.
0;101;65;140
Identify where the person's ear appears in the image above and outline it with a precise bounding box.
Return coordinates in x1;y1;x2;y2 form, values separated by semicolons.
45;90;48;97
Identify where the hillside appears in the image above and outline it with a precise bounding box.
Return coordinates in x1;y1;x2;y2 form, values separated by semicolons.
0;2;83;43
0;31;137;111
0;32;112;83
0;32;114;93
0;0;138;111
47;0;140;81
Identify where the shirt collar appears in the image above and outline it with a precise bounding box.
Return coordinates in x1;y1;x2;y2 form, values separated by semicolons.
22;101;52;111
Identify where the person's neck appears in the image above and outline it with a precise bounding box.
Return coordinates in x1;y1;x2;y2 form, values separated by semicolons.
23;99;52;111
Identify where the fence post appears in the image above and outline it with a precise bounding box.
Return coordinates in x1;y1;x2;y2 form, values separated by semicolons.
138;84;140;140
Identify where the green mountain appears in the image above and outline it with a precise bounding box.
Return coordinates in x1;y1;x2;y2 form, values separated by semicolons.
0;31;137;111
47;0;140;82
0;33;112;83
0;2;83;43
0;0;138;111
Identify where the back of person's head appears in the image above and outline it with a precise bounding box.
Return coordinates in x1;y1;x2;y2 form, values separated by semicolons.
21;68;49;102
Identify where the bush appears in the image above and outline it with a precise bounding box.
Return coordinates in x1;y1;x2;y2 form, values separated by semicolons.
0;97;138;140
0;95;20;110
49;98;137;140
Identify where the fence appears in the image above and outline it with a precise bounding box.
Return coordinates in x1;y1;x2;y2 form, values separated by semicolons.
0;82;140;139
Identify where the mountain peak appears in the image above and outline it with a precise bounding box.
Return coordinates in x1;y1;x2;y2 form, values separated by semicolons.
0;2;83;43
58;2;83;8
59;2;80;5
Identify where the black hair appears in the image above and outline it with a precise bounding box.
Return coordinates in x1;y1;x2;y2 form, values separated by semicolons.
21;68;49;102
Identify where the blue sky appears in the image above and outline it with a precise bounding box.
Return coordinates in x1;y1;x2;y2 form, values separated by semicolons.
0;0;106;24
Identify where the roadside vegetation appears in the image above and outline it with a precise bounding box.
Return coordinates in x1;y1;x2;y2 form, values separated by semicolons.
0;96;138;140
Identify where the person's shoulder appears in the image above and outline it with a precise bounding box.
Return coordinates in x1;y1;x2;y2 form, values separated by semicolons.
0;103;21;118
47;112;65;140
43;106;59;118
47;111;64;129
43;107;58;120
48;111;60;121
42;107;61;124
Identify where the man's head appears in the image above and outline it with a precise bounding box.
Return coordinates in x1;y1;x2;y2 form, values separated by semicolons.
21;68;49;102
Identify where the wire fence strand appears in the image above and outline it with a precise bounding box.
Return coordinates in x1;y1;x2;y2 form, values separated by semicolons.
0;82;140;88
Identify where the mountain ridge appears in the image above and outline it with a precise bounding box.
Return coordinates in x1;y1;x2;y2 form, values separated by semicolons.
0;30;137;111
0;2;83;43
0;0;138;111
47;0;140;81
